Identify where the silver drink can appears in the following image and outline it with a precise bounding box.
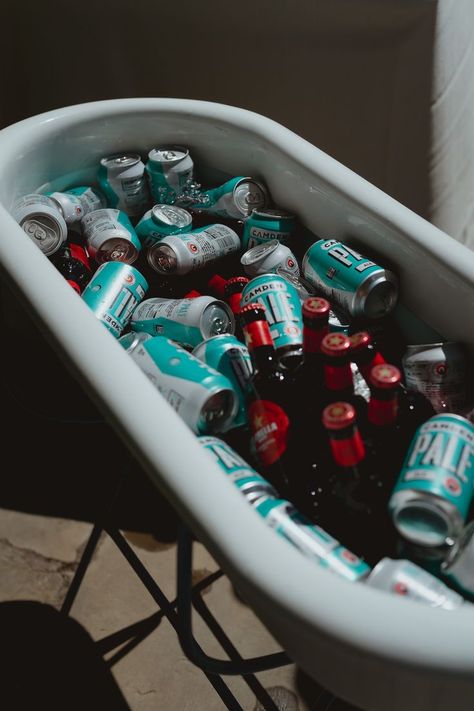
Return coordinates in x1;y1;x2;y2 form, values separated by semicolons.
365;558;465;610
136;204;193;247
276;267;316;302
48;186;105;224
146;146;194;205
198;436;277;504
98;153;150;217
302;238;398;319
193;335;253;429
12;193;67;256
147;224;241;275
402;342;468;414
82;208;141;264
131;295;235;348
118;333;238;434
442;521;474;598
241;239;300;278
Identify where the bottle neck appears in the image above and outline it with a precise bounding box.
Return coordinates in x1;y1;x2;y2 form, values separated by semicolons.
356;348;385;382
303;322;328;356
328;424;366;468
368;387;399;427
323;356;354;393
243;321;278;372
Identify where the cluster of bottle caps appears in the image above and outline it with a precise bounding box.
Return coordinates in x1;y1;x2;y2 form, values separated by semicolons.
13;144;474;612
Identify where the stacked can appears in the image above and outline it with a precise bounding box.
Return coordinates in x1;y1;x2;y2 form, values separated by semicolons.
185;177;269;221
146;146;194;205
13;194;68;256
241;239;300;278
98;154;150;217
119;333;238;434
199;436;276;503
131;296;235;349
48;186;105;225
82;262;148;337
81;209;141;264
135;204;193;248
242;209;296;250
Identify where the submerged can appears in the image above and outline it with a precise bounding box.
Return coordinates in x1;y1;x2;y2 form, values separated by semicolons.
82;262;148;337
193;335;253;428
241;239;300;278
147;224;241;275
241;274;303;366
48;186;105;224
199;436;277;503
135;204;193;247
253;497;370;582
186;177;269;220
442;521;474;598
402;342;468;414
131;296;235;348
146;146;194;205
119;333;238;434
389;414;474;547
98;154;150;217
82;208;141;264
366;558;464;610
13;193;67;256
302;239;398;319
242;209;296;250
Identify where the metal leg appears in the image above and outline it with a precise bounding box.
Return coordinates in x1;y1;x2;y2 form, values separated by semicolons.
60;523;103;616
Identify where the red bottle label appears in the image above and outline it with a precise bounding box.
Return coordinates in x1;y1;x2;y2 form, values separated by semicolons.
249;400;290;466
330;431;365;467
244;321;273;350
368;396;398;426
69;243;91;271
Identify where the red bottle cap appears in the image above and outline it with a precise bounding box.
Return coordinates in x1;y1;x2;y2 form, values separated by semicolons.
184;289;202;299
224;276;249;295
349;331;371;352
322;402;356;430
67;279;82;294
321;332;351;356
207;273;227;298
302;297;331;320
369;363;401;389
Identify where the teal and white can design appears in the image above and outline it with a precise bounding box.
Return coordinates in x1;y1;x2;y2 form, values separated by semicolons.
119;335;238;434
302;238;398;319
82;262;148;337
98;153;150;217
48;186;105;224
186;177;269;220
135;204;193;247
242;209;296;250
193;335;253;428
241;274;303;352
198;436;277;502
253;497;370;582
146;146;194;205
131;296;234;349
389;414;474;547
82;208;141;264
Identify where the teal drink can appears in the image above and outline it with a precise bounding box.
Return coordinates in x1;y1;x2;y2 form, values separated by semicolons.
146;146;194;205
186;177;269;220
254;497;371;582
98;154;150;217
131;295;234;348
240;274;303;365
389;414;474;547
135;204;193;247
82;262;148;337
302;238;398;319
193;335;253;428
198;436;277;503
119;334;238;434
242;209;296;250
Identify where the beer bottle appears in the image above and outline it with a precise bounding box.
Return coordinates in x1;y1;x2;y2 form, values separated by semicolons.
320;332;368;427
349;331;386;385
238;303;296;496
51;243;91;294
225;276;250;341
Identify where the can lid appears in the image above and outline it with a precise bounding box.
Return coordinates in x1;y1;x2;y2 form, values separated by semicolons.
233;178;268;217
322;402;356;430
97;238;138;264
357;271;398;319
201;301;235;338
250;208;294;220
201;389;238;433
100;154;141;168
302;297;331;320
148;146;189;164
147;243;178;273
349;331;371;352
21;214;66;256
369;363;401;389
241;240;280;266
151;204;192;229
321;332;351;356
393;499;454;548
